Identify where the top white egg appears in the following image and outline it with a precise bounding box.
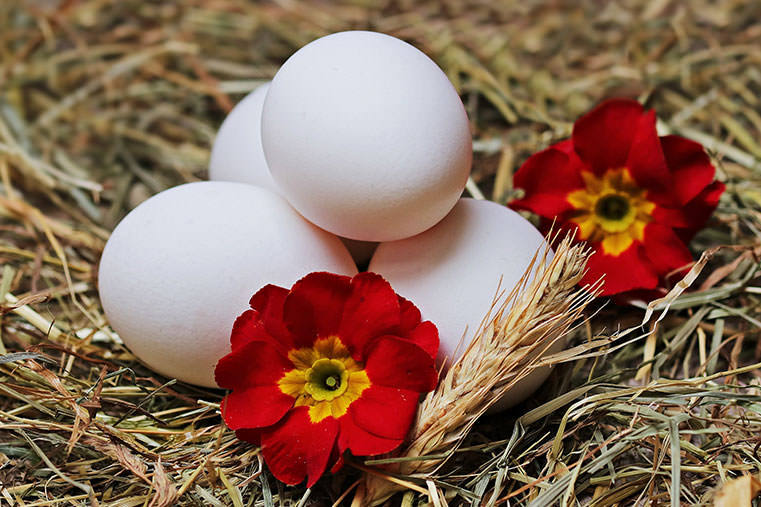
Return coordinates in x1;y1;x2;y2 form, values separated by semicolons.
209;82;277;191
261;31;472;242
207;80;379;267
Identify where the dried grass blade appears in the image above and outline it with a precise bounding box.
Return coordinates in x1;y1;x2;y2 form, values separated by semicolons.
17;429;98;505
669;418;680;507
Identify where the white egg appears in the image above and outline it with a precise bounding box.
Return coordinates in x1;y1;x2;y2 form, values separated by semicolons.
368;198;554;409
209;83;277;191
207;82;378;266
261;31;472;242
98;182;357;387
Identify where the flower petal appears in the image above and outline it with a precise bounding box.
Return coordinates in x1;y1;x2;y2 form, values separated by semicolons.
397;296;422;335
511;148;584;217
394;297;438;359
643;224;694;280
364;336;438;392
652;180;724;236
553;139;590;177
230;309;262;350
283;272;352;348
338;273;401;361
220;385;294;430
552;139;575;155
660;135;717;205
216;340;296;430
404;321;439;360
260;406;339;487
338;413;403;456
235;428;261;446
329;448;344;474
248;284;293;349
572;98;644;173
215;340;292;389
229;309;289;354
676;180;724;242
349;384;421;440
581;242;658;296
625;110;670;192
330;454;344;474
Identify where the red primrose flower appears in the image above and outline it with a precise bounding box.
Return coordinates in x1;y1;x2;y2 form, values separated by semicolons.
511;98;724;296
215;272;438;486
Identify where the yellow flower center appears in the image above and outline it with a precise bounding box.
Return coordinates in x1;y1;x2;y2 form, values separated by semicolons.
567;168;655;256
278;336;371;423
304;358;349;400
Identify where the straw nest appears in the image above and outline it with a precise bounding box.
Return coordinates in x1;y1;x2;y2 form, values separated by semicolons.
1;1;760;506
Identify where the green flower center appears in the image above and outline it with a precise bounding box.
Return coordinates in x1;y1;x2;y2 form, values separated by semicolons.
595;194;631;221
304;358;349;401
324;375;339;389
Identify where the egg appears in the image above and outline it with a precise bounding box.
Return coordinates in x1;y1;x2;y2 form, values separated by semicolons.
98;182;357;387
368;198;554;409
261;30;472;242
207;81;378;266
209;83;277;191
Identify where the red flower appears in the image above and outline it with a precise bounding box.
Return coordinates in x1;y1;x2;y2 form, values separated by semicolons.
510;98;724;296
214;272;439;487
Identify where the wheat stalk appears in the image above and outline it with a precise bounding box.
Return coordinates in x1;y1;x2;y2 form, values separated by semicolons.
354;234;599;505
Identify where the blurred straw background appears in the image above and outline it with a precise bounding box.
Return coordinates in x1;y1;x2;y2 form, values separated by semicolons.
1;0;760;505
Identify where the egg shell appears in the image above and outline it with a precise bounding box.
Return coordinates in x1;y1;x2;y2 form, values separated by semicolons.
368;198;554;409
261;30;472;242
98;182;357;387
207;83;378;267
209;83;277;191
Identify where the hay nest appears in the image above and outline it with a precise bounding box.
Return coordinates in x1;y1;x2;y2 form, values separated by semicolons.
1;1;760;505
